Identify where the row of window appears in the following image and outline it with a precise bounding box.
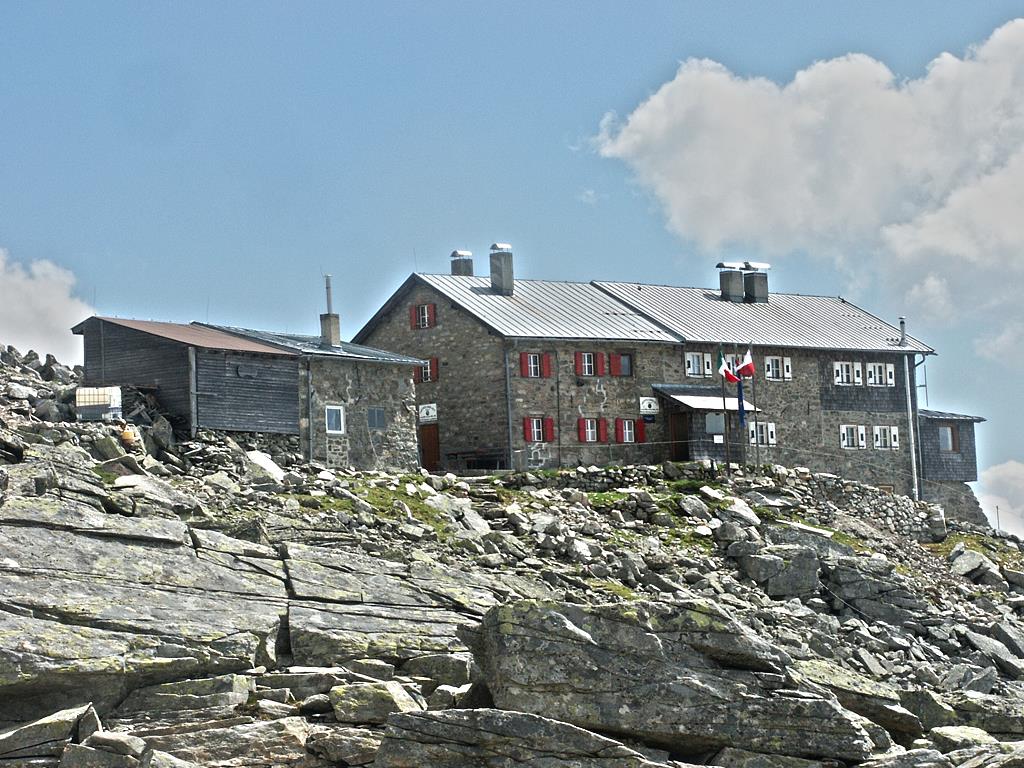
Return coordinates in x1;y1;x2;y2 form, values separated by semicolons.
519;351;635;378
523;416;646;444
839;424;901;450
833;361;897;387
686;352;794;381
325;405;387;435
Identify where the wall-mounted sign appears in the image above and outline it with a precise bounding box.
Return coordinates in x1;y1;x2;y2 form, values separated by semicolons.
418;403;438;423
639;397;660;415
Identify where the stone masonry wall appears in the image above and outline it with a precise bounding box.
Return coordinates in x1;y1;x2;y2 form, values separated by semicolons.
301;358;418;472
359;281;509;468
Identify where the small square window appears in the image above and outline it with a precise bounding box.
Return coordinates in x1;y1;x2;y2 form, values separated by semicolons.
325;405;345;435
938;424;959;452
367;407;386;430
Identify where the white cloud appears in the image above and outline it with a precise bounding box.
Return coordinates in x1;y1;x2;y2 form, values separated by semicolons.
577;188;607;206
979;460;1024;535
597;20;1024;361
0;248;93;364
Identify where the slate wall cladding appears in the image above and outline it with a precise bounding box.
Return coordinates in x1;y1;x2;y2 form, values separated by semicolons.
358;282;509;468
919;417;979;483
301;357;418;471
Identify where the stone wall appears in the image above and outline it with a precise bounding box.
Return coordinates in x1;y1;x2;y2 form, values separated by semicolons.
301;357;418;472
359;281;509;469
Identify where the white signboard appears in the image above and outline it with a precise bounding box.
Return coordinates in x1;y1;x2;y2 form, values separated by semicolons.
639;396;660;415
418;403;438;424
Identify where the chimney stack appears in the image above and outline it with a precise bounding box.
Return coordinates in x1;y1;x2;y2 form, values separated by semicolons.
450;250;474;276
716;261;771;303
319;274;341;347
718;269;745;303
899;316;907;346
743;271;769;303
489;243;514;296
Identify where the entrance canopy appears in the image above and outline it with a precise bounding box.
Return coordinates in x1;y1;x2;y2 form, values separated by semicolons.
653;384;761;413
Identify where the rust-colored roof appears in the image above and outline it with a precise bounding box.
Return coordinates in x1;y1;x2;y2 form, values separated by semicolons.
81;316;297;355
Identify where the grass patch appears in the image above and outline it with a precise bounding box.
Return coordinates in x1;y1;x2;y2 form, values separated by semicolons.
90;466;119;485
586;578;638;600
588;490;631;507
924;532;1024;570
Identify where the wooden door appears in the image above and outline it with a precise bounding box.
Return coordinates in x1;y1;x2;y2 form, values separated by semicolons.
669;413;691;461
419;423;441;471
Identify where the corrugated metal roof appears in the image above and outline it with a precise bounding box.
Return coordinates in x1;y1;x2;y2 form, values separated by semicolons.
417;274;679;341
207;325;425;365
79;317;296;355
594;282;933;354
919;409;986;422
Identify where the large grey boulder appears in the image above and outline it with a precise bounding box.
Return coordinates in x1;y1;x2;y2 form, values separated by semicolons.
735;545;820;598
0;499;286;720
473;600;873;761
374;708;675;767
329;681;423;724
0;704;97;761
141;717;328;768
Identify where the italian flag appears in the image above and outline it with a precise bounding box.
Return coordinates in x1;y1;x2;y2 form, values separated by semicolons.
717;348;740;383
736;347;756;378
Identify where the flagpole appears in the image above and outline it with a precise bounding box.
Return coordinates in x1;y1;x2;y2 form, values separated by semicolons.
751;342;760;470
718;345;731;477
735;343;746;468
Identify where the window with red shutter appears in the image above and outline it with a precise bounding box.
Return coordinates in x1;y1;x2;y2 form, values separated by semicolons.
574;352;584;376
519;352;530;377
523;417;532;442
413;365;422;384
636;419;646;443
598;419;608;443
429;357;439;381
577;418;587;441
614;418;624;442
595;353;606;376
609;354;621;377
426;303;436;327
541;353;553;378
543;417;555;442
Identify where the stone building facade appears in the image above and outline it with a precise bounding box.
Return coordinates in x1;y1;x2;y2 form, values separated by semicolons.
354;246;983;501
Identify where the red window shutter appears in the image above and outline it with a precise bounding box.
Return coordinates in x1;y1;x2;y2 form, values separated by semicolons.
543;417;555;442
615;418;624;443
577;418;587;442
426;303;436;327
413;365;422;384
409;305;418;329
636;419;646;443
429;357;439;381
609;354;621;377
598;418;608;443
520;352;530;377
595;353;606;376
541;353;552;378
523;417;533;442
574;352;584;376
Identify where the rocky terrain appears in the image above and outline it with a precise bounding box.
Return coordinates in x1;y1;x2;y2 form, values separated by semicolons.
4;343;1024;767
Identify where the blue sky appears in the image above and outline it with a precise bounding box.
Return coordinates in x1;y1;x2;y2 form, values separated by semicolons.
2;2;1023;523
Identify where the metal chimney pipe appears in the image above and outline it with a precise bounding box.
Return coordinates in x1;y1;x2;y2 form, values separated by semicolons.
325;275;334;315
320;274;341;347
899;316;907;346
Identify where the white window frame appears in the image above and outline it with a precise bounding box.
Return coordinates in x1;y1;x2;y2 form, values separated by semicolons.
748;421;777;446
525;352;542;378
764;356;791;381
866;362;885;387
528;416;545;442
583;417;599;443
840;424;866;450
325;405;346;435
415;304;431;329
685;352;703;378
420;361;433;382
833;361;862;386
580;352;595;377
873;425;900;450
621;418;636;444
885;363;896;387
938;425;956;452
